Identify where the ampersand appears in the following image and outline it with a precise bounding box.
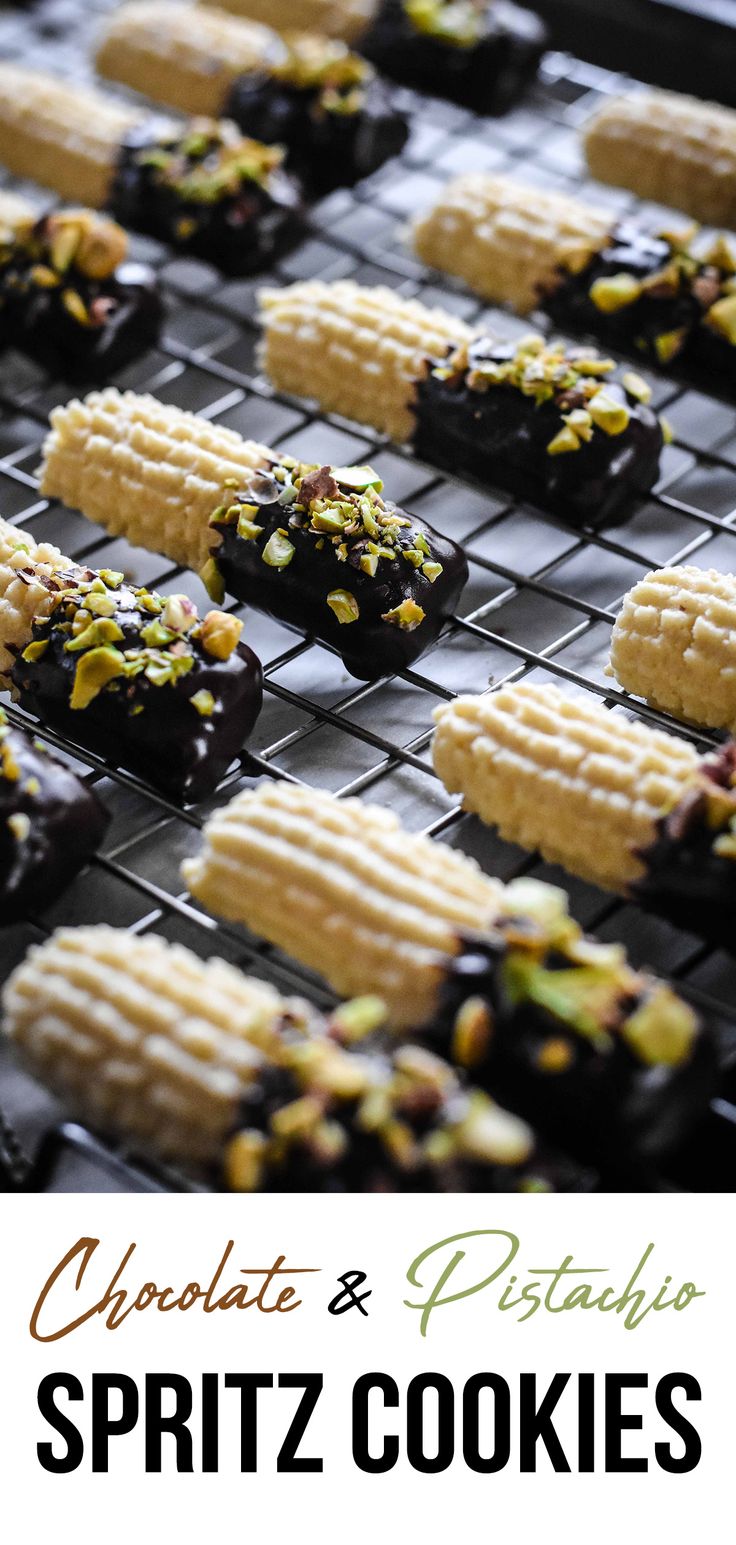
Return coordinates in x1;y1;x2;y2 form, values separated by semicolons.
328;1270;372;1317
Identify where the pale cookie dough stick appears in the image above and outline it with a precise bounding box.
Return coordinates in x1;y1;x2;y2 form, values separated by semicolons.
182;778;712;1164
432;682;698;893
41;388;271;574
583;88;736;229
3;924;555;1190
433;682;736;954
413;173;613;313
96;0;277;117
197;0;375;44
183;778;503;1031
259;279;472;442
609;565;736;733
0;62;142;209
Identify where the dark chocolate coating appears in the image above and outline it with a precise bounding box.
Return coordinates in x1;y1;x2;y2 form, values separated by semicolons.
361;0;547;113
211;474;467;681
411;337;663;525
227;1050;591;1193
224;74;408;198
0;719;109;922
10;584;263;804
544;222;736;396
426;933;716;1171
110;119;304;275
632;747;736;953
0;255;162;381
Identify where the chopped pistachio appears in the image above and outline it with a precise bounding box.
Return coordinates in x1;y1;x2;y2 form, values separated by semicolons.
587;389;630;435
589;272;642;312
623;986;697;1067
452;997;494;1069
654;327;688;364
61;289;91;328
64;617;125;653
237;511;265;541
7;812;30;842
140;620;175;649
622;370;653;404
330;995;387;1041
190;689;216;718
261;530;295;568
199;610;243;660
327;588;360;624
546;425;581;456
381;598;425;630
162;593;197;633
359;552;378;577
705;292;736;345
21;638;49;663
70;645;127;710
422;561;443;583
200;557;225;605
331;464;383;492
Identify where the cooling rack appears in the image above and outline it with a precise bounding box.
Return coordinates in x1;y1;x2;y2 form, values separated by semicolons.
1;0;735;1192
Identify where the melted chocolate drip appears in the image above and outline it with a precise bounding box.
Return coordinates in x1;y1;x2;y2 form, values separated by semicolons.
10;581;263;804
0;719;109;921
425;932;716;1171
211;467;467;680
110;119;304;275
361;0;547;114
411;336;663;524
224;75;408;199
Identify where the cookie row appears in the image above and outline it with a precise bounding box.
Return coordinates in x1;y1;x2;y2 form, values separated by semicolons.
97;1;408;201
201;0;548;114
0;62;303;274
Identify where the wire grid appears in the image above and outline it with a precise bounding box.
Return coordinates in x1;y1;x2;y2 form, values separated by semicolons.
0;0;735;1191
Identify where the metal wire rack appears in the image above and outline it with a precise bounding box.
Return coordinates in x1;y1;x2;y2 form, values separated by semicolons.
1;0;735;1191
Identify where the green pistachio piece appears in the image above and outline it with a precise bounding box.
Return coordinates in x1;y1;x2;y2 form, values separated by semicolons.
70;645;126;710
705;292;736;345
84;591;118;618
588;272;642;312
621;370;653;404
190;689;216;718
654;327;688;364
21;639;49;662
422;561;443;583
330;995;387;1041
381;598;425;631
311;509;347;534
331;464;383;492
327;588;360;624
546;425;581;456
262;530;295;568
64;617;125;653
140;620;176;648
622;986;697;1067
359;552;378;577
200;557;226;604
587;390;631;435
237;512;265;541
